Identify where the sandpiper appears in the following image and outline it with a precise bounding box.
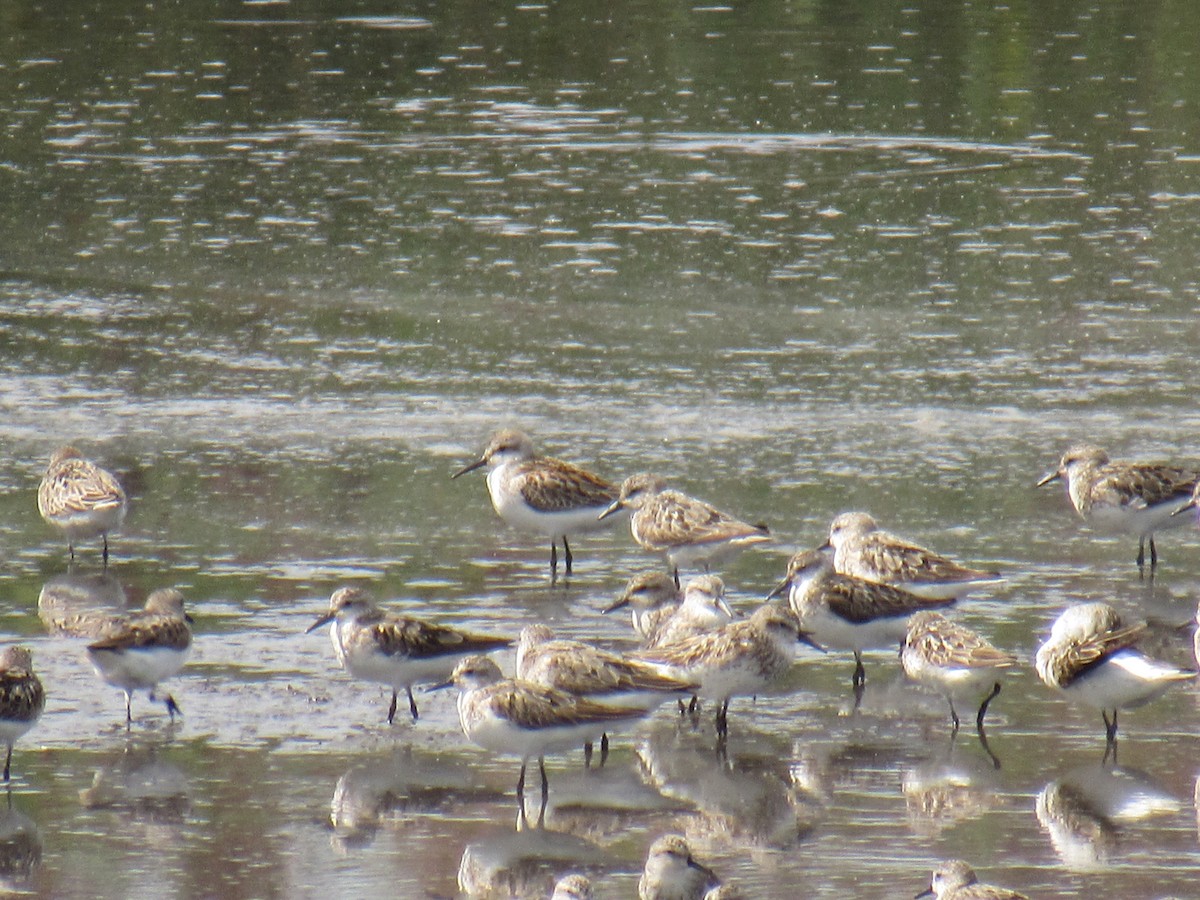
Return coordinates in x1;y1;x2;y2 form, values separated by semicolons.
0;648;44;783
306;586;509;725
86;588;192;728
822;512;1002;600
769;549;955;691
635;604;819;741
434;655;647;823
1034;602;1196;745
1037;445;1198;568
452;429;622;580
637;834;720;900
37;446;127;566
916;859;1029;900
643;575;735;649
552;873;594;900
599;474;770;585
602;572;681;642
901;611;1018;733
517;623;698;765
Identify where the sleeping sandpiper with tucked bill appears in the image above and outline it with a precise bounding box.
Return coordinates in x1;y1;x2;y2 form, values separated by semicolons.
822;512;1002;600
1034;601;1196;747
599;473;770;586
452;429;624;581
86;588;193;729
306;586;509;725
1037;445;1199;569
37;446;128;567
901;611;1018;734
433;655;648;825
769;548;955;694
0;648;44;783
517;623;697;765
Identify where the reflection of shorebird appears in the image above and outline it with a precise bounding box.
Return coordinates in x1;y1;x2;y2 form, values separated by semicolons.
635;605;818;742
769;549;953;692
638;834;720;900
456;822;606;898
822;512;1001;600
916;859;1028;899
306;586;508;724
552;873;594;900
599;474;770;585
452;429;622;580
79;746;190;822
0;799;41;893
1038;445;1198;568
901;611;1017;734
87;588;193;729
436;656;647;824
1036;764;1180;872
1034;602;1195;747
0;649;43;783
37;445;128;566
517;624;697;766
37;571;129;638
902;753;1001;838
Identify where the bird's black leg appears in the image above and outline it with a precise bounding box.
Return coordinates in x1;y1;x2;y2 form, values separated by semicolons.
672;567;680;589
1150;537;1158;568
563;537;573;575
852;653;865;689
949;700;960;734
1103;709;1119;743
102;535;109;567
407;686;419;722
599;733;609;767
537;757;549;828
1136;538;1146;569
387;690;398;724
976;682;1001;731
2;745;11;782
165;695;182;720
583;742;593;769
550;543;558;582
125;691;133;730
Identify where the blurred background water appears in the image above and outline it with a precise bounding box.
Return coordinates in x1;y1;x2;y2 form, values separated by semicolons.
2;0;1200;896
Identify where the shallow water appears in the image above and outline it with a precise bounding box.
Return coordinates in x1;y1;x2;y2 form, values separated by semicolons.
3;0;1200;897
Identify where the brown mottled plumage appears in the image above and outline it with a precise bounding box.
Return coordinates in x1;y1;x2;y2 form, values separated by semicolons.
0;647;44;782
37;446;127;565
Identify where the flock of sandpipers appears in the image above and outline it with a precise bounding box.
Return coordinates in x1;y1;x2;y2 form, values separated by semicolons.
15;433;1200;898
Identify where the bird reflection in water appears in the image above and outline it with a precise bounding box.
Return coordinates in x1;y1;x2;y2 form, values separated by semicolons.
37;570;131;638
902;744;1003;838
635;721;822;852
79;743;190;824
456;820;607;898
329;749;505;849
1036;763;1180;872
0;794;41;894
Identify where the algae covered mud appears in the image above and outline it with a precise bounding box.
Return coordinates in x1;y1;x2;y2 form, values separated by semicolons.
3;0;1200;896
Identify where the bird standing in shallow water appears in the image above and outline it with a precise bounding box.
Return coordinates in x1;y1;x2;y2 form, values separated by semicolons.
600;473;770;587
1037;444;1198;569
87;588;192;729
0;647;44;783
452;429;623;582
37;446;128;567
306;586;509;725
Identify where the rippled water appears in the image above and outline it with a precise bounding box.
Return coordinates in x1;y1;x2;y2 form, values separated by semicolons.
3;0;1200;897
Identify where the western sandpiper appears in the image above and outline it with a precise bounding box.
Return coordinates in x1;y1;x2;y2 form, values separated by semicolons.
1034;602;1196;745
599;474;770;585
916;859;1028;900
0;648;44;783
602;572;681;642
1037;445;1198;568
635;604;819;741
37;446;127;566
552;873;594;900
768;549;954;691
823;512;1002;600
306;586;509;725
517;623;697;765
86;588;193;728
452;429;622;580
434;655;648;823
637;834;720;900
643;575;734;649
901;611;1017;733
